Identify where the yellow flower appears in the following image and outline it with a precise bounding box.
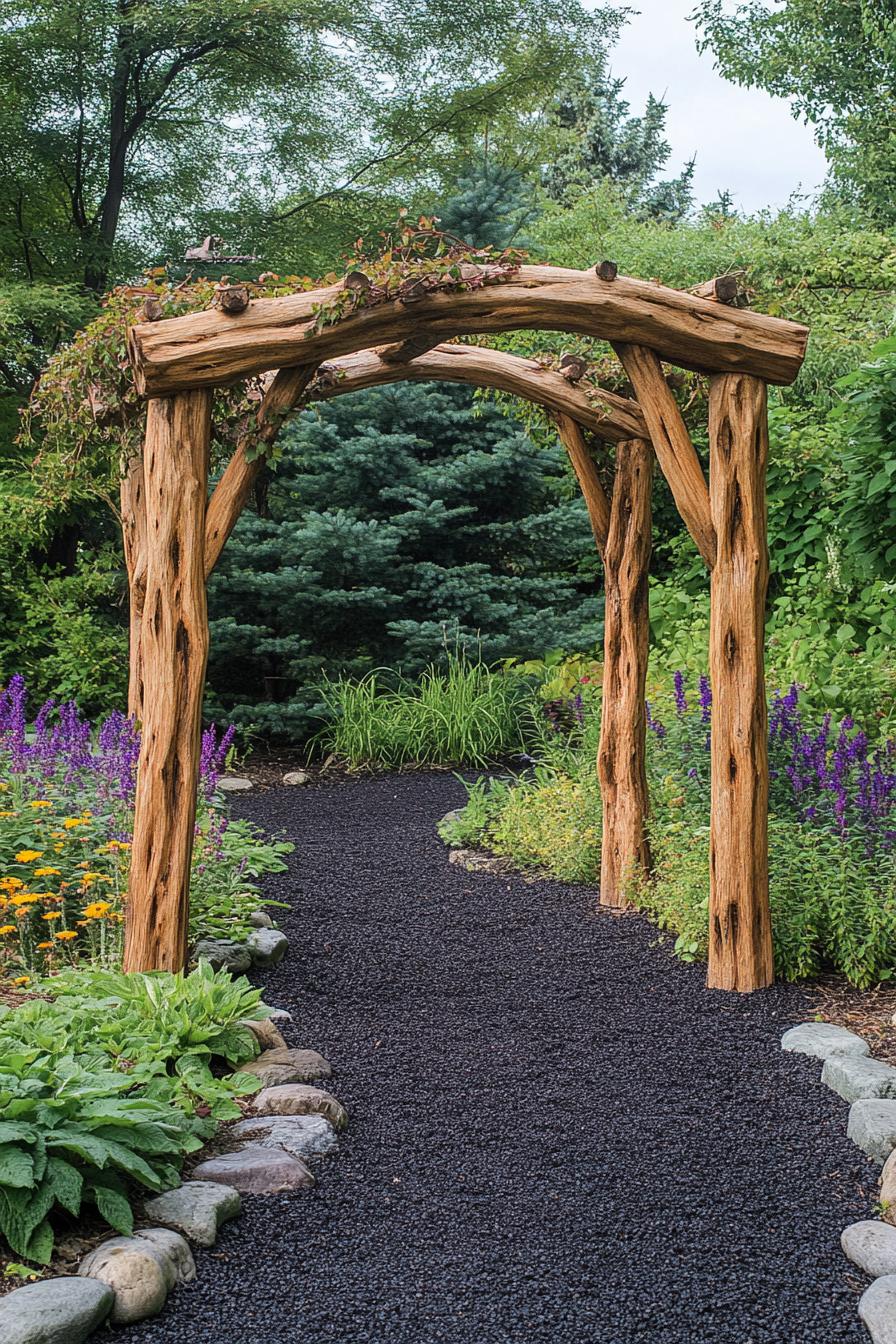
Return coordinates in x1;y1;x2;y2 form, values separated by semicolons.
33;868;60;878
54;930;77;941
36;941;53;950
29;800;52;809
14;851;42;863
62;818;83;830
82;901;112;919
41;912;62;921
12;976;29;986
0;924;15;935
10;892;39;906
0;877;23;892
0;810;16;818
80;872;111;886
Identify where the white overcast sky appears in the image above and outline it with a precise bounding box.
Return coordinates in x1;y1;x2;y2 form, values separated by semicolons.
605;0;828;212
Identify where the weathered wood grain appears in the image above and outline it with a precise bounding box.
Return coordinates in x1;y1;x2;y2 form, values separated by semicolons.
128;265;809;397
555;414;611;552
613;342;717;568
598;437;653;907
707;373;774;991
124;390;211;972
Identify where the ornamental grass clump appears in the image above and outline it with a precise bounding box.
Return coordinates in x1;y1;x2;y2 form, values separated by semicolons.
317;654;537;768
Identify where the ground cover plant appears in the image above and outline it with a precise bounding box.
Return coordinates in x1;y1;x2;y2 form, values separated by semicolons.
440;670;896;987
0;963;266;1263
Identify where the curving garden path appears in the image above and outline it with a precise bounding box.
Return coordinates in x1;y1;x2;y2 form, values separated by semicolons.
130;772;874;1343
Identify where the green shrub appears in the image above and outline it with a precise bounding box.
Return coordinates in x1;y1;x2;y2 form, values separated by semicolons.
0;963;271;1262
316;654;538;768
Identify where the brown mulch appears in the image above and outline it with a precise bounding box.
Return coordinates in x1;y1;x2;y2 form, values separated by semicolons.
806;976;896;1065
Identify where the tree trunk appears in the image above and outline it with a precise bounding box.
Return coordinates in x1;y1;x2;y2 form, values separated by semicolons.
598;437;653;907
123;390;211;973
121;454;146;721
707;374;773;991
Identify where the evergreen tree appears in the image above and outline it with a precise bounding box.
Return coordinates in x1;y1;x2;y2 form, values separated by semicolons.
437;161;539;248
544;62;695;219
206;383;600;738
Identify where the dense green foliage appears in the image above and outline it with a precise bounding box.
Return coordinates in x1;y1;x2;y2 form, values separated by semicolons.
0;964;266;1262
206;382;600;737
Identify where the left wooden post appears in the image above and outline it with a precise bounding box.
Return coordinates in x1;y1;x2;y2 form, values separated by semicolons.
123;390;212;973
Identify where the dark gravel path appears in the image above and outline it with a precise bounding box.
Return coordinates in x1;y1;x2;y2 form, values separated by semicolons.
130;772;875;1344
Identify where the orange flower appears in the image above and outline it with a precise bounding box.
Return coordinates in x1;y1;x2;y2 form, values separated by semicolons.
0;877;23;892
54;930;77;941
82;901;113;919
12;976;29;986
36;941;53;950
33;867;60;878
0;924;15;935
14;851;42;863
41;912;62;921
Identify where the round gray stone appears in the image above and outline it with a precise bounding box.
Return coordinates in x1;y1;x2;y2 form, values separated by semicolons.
842;1221;896;1278
247;926;288;967
143;1180;241;1247
781;1022;870;1061
133;1228;196;1287
860;1275;896;1343
193;937;253;974
823;1054;896;1103
848;1100;896;1165
192;1143;315;1194
249;910;274;928
78;1236;169;1324
0;1276;113;1344
283;770;310;785
230;1113;339;1158
218;776;252;792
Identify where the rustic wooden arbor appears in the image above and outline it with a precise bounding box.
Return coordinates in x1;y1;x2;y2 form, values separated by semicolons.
122;263;807;992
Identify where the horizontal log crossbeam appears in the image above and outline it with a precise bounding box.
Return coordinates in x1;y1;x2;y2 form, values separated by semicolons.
128;265;808;399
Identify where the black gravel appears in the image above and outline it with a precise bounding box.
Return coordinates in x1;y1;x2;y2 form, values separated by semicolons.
129;772;875;1344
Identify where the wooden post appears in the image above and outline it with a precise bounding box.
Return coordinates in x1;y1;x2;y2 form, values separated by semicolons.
124;390;212;973
121;454;147;721
598;438;653;907
707;374;773;990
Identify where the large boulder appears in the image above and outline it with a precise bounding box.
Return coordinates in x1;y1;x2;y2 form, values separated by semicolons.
238;1047;331;1088
251;1083;348;1131
230;1113;338;1159
143;1180;241;1247
78;1236;170;1324
0;1276;113;1344
192;1143;314;1194
781;1022;870;1061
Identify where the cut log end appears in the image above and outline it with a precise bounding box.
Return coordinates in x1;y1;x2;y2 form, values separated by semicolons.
689;275;744;306
595;260;618;282
142;296;164;322
559;353;588;383
217;284;250;315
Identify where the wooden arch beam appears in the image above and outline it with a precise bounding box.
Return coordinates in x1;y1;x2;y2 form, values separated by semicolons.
128;264;808;398
202;343;647;578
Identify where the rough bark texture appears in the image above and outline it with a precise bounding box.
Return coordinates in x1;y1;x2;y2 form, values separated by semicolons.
128;265;809;397
555;414;611;551
598;438;653;908
204;363;317;578
707;374;774;992
124;390;211;973
121;455;147;721
613;343;717;569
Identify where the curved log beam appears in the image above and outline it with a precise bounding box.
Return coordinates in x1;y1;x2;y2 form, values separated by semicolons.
203;344;647;578
613;342;717;569
128;264;809;398
554;414;611;553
